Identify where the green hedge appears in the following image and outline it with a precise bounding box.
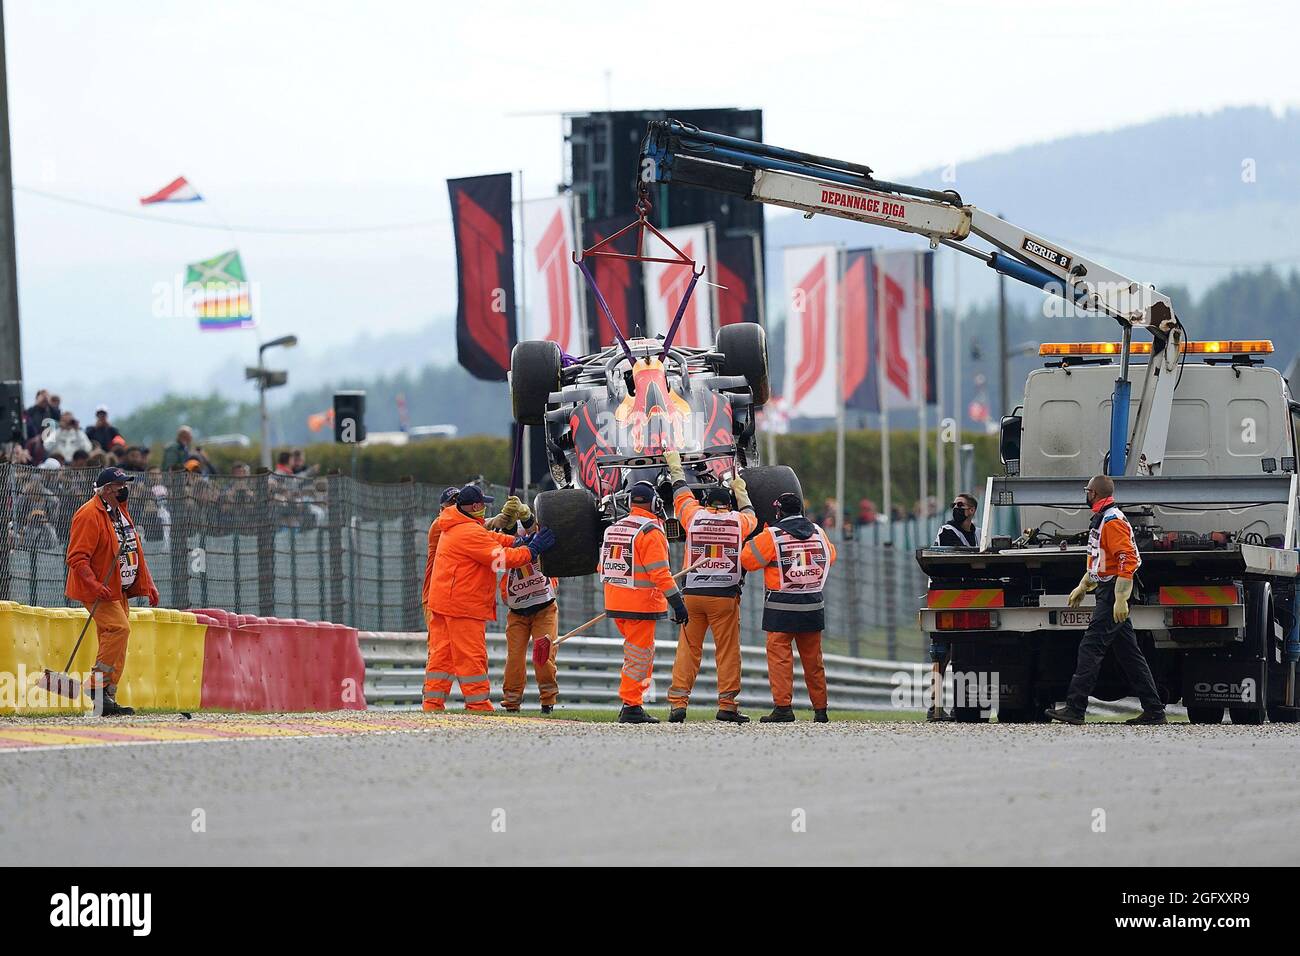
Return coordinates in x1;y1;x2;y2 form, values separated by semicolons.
771;430;999;509
197;437;511;485
192;430;999;507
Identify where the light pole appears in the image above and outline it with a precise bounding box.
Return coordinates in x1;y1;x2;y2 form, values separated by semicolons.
248;334;297;469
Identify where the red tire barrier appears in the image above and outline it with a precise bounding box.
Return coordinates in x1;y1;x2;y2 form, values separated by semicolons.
196;610;366;712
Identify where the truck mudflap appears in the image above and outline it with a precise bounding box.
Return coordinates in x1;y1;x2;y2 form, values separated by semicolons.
919;602;1245;635
1183;658;1267;709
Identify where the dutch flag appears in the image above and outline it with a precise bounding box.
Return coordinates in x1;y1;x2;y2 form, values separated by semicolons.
139;176;203;205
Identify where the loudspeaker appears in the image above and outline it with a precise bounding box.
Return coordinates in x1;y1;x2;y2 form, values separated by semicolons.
333;390;366;444
0;381;22;444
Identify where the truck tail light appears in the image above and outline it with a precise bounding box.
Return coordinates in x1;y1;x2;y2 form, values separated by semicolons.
1168;607;1228;627
936;610;1000;630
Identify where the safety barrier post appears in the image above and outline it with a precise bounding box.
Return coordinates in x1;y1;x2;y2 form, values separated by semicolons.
884;541;898;659
256;471;275;617
317;529;327;621
0;526;9;602
400;477;419;632
847;536;861;657
326;473;346;626
168;472;190;608
197;526;209;608
232;531;242;612
289;524;299;619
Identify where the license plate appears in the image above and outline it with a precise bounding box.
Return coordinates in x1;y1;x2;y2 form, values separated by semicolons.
1058;609;1092;627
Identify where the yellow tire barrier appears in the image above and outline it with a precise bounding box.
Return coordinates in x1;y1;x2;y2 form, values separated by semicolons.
0;601;206;715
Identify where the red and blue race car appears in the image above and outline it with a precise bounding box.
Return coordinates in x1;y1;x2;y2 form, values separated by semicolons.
509;324;802;576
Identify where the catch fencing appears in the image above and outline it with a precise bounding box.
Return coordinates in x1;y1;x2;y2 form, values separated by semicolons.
0;464;932;658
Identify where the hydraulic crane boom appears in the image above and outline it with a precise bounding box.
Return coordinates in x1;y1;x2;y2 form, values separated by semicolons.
639;120;1184;475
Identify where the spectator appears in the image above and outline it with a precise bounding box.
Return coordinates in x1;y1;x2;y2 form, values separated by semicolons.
120;445;149;472
1;442;31;464
221;461;258;526
14;475;59;551
24;389;58;440
290;448;318;477
23;423;51;466
274;451;294;475
162;426;195;471
857;498;878;525
137;467;172;548
70;449;90;469
24;424;52;468
85;405;122;450
42;412;92;461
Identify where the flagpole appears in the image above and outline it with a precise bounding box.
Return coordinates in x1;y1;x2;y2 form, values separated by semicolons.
518;169;530;501
834;248;846;543
952;247;962;497
755;233;776;466
571;191;590;355
934;250;946;531
917;253;928;542
878;255;892;543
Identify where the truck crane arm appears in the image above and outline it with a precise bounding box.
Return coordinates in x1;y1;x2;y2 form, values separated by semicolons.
639;119;1183;475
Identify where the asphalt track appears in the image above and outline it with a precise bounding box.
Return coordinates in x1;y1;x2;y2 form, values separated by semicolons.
2;711;1298;866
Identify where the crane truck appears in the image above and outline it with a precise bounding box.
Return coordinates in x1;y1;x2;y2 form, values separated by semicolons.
639;119;1300;724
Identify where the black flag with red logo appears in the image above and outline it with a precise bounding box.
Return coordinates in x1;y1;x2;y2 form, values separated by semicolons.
715;234;762;327
449;173;517;381
922;249;937;404
841;248;879;412
581;216;646;351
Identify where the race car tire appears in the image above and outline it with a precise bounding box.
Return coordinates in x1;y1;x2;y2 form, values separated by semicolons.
511;340;563;426
739;465;803;530
534;488;602;577
716;323;770;407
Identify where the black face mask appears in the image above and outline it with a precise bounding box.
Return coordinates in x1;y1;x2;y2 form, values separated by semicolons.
952;505;966;524
115;487;130;504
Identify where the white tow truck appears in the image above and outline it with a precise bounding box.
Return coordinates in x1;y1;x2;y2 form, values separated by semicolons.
640;120;1300;723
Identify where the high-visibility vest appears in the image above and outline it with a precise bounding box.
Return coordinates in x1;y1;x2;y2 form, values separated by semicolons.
1087;504;1141;583
599;514;658;588
772;526;832;593
504;559;555;610
684;509;744;590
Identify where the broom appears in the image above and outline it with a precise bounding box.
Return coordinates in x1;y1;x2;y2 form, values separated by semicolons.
533;558;705;666
37;540;126;701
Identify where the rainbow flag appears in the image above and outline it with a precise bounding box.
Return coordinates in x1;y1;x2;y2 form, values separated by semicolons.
186;250;255;331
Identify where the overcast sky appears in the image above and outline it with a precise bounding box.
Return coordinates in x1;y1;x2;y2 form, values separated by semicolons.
7;0;1299;404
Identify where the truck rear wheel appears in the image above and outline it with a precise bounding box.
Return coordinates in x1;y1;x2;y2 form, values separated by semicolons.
534;488;601;577
1186;706;1224;725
